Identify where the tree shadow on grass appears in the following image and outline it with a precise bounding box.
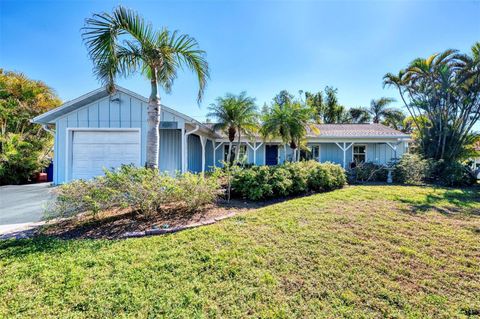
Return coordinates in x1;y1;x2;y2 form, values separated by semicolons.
399;187;480;216
0;236;113;261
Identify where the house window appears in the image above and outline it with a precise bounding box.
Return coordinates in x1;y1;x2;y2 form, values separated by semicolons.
300;145;320;161
311;145;320;160
224;144;247;163
353;145;366;163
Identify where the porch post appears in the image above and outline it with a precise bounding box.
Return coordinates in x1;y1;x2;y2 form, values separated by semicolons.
214;142;224;167
181;128;186;173
253;142;257;165
200;136;207;173
343;142;346;168
213;141;216;167
284;144;287;163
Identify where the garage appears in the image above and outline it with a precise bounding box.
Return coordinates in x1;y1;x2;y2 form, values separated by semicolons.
70;129;141;181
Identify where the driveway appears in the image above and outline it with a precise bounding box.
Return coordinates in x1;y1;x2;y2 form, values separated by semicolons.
0;183;55;226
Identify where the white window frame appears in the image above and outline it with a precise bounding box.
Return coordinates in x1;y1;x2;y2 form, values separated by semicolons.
352;144;367;164
223;143;247;162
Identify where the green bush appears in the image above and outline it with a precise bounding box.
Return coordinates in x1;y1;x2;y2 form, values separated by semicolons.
348;162;388;184
0;133;51;185
393;153;476;186
428;160;476;187
231;161;346;201
393;154;429;185
45;165;222;220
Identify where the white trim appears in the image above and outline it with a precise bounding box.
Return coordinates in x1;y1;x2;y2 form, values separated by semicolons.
33;87;107;123
200;136;207;173
213;141;224;167
181;128;186;173
65;127;141;182
246;142;263;165
335;142;353;168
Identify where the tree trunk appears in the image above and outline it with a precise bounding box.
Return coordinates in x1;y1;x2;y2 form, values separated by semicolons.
235;129;242;163
226;141;233;165
146;74;160;169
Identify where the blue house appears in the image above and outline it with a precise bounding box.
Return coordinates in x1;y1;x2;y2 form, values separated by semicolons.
33;86;410;185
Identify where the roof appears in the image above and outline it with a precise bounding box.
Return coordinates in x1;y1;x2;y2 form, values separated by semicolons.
209;123;410;140
306;124;410;138
31;85;206;128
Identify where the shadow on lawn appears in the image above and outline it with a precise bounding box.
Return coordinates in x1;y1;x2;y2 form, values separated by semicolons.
400;187;480;216
0;236;112;260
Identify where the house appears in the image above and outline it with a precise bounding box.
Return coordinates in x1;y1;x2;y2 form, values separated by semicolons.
32;86;411;185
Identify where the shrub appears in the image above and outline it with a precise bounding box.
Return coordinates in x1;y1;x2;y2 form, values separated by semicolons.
393;154;429;185
45;165;222;220
428;160;476;187
393;153;476;186
230;166;273;200
348;162;388;184
231;161;346;201
0;133;51;185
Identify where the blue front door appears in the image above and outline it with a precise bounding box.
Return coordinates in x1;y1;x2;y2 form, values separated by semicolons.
265;145;278;166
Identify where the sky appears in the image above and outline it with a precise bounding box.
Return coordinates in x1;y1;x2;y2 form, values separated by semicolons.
1;0;479;126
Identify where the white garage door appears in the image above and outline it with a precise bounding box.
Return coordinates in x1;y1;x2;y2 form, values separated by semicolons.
71;130;141;180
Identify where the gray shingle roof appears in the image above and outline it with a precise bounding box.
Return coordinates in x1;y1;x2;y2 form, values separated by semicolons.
306;124;409;138
207;123;409;139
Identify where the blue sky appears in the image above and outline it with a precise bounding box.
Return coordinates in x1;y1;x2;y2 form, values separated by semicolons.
1;0;479;125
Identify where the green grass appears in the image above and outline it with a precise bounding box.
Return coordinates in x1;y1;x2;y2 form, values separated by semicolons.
1;185;479;318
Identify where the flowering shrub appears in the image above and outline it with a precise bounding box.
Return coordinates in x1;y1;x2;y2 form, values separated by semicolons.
45;165;222;220
231;161;346;201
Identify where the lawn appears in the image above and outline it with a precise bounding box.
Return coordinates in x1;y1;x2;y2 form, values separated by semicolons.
1;185;479;318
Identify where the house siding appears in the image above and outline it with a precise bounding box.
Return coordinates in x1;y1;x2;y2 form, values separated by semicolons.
187;134;202;173
205;139;214;171
159;129;182;174
53;92;184;184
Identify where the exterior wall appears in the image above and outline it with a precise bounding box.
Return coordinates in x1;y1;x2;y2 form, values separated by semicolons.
205;139;214;171
319;143;350;165
187;134;202;173
159;129;182;174
365;142;405;164
53;92;185;184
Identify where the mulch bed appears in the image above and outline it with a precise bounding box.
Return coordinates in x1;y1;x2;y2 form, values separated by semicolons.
40;199;270;240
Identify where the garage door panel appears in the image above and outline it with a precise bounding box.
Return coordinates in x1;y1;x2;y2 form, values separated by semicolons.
73;130;139;144
71;130;140;181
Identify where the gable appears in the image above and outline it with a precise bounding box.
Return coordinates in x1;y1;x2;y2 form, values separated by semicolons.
32;86;191;128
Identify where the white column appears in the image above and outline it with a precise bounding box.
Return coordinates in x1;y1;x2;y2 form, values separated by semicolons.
284;144;287;163
181;128;186;173
214;142;224;167
200;136;207;173
253;143;257;165
213;141;216;167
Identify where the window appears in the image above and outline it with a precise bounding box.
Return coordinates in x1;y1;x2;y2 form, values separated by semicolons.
224;144;247;163
300;145;320;161
311;146;320;160
353;145;366;163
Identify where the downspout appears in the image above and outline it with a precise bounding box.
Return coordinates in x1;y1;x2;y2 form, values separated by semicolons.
42;124;55;136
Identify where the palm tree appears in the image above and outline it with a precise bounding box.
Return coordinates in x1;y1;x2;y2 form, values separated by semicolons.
382;109;406;130
82;6;209;169
261;100;318;162
348;107;371;124
368;97;396;123
207;92;258;164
